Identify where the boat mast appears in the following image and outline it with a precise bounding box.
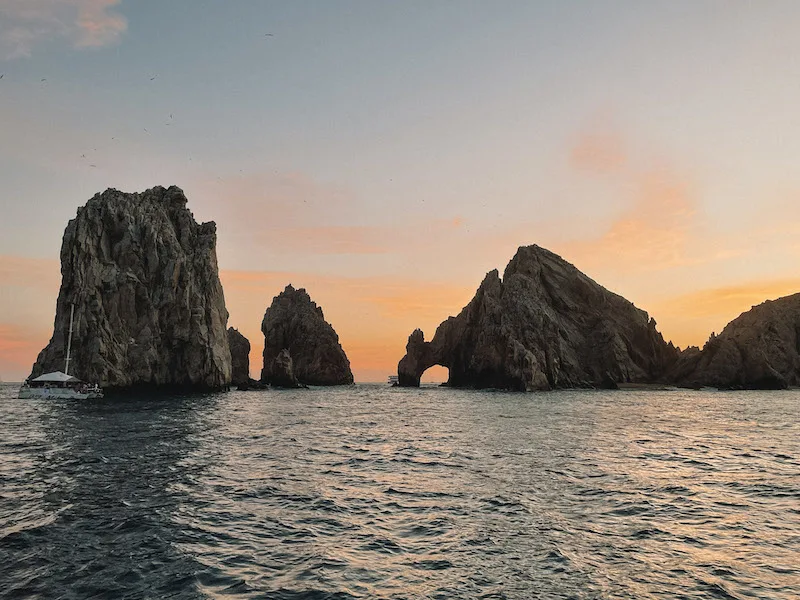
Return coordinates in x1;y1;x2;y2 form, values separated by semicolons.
64;304;75;376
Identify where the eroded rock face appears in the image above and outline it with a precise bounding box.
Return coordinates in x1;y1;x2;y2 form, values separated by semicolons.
260;285;354;386
271;348;301;388
668;293;800;389
30;186;232;391
228;328;251;387
398;244;678;390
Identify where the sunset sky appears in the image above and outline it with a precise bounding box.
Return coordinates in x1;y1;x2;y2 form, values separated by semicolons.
2;1;800;382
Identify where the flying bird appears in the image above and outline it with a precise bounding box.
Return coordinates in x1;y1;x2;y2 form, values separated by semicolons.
150;75;157;81
264;33;274;37
89;164;97;168
0;74;4;79
80;154;86;158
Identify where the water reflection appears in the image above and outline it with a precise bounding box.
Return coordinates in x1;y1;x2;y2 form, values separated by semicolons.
1;385;797;599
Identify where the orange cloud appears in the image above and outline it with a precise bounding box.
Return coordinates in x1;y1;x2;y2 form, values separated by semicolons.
570;129;627;174
557;165;697;273
75;0;126;47
0;0;126;59
260;225;391;255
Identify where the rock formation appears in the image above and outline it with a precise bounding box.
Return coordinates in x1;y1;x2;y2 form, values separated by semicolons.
261;285;354;386
668;293;800;389
270;348;301;388
228;328;251;387
30;186;232;391
398;244;678;390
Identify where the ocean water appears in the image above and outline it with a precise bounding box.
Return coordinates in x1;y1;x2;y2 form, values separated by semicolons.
0;383;797;599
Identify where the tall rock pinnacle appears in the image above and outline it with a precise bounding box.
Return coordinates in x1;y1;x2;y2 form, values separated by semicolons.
261;285;354;386
30;186;232;391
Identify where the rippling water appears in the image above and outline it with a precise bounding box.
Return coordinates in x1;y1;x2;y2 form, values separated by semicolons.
1;383;798;599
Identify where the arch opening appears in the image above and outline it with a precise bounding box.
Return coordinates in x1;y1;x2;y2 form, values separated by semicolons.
420;365;449;386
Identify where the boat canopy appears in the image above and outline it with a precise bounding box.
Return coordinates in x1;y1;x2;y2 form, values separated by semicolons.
31;371;82;383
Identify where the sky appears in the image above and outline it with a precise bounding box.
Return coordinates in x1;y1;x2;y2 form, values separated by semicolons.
2;1;800;382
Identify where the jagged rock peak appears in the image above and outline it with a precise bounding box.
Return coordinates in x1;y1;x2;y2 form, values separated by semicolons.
227;327;251;387
398;244;678;391
31;185;232;391
669;292;800;389
261;284;354;386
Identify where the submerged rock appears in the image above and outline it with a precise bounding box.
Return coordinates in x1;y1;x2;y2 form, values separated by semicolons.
261;285;354;386
228;327;251;387
669;293;800;389
398;244;678;391
30;186;232;391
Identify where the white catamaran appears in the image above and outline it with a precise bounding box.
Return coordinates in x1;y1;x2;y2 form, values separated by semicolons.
19;304;103;400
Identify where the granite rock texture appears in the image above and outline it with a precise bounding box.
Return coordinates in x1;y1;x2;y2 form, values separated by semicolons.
398;245;678;390
668;293;800;389
30;186;231;390
260;285;354;386
270;348;301;388
227;327;251;387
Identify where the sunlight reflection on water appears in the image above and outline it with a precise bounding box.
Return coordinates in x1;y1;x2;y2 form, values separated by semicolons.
0;384;798;599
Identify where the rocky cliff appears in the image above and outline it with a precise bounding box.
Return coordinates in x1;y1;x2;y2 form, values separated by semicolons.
228;328;251;387
668;293;800;389
30;186;232;391
261;285;354;386
398;244;678;390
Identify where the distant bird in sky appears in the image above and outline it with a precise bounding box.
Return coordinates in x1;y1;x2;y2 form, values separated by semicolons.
89;164;97;168
40;78;46;83
264;33;274;37
0;74;4;79
150;75;157;81
80;154;86;158
143;128;149;133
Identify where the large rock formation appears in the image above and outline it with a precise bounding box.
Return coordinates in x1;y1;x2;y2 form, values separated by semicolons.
261;285;354;386
30;186;232;391
668;293;800;389
398;244;678;390
228;328;251;387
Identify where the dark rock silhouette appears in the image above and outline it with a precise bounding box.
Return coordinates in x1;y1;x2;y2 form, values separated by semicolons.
227;327;251;387
398;244;678;390
260;285;354;386
270;348;301;388
30;186;231;391
668;293;800;389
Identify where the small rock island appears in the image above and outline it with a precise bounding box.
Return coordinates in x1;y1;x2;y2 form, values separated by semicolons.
30;186;232;391
261;285;354;386
398;244;678;390
227;327;252;388
669;292;800;389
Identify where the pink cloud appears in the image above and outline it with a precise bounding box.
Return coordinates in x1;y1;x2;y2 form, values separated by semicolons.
0;0;126;59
